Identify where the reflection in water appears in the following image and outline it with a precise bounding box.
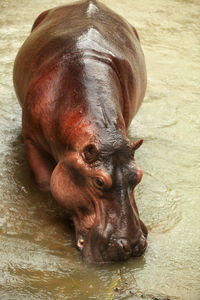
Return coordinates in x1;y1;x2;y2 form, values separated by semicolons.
0;0;200;299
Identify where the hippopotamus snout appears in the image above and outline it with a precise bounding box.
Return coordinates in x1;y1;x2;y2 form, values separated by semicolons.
78;223;147;263
104;234;147;261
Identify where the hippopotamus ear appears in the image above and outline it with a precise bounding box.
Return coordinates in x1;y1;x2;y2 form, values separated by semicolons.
131;139;143;157
82;144;99;164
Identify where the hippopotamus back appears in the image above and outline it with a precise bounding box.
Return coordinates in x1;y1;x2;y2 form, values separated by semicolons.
14;0;146;127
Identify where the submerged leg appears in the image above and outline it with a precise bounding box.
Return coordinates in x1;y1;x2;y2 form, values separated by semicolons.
24;139;56;191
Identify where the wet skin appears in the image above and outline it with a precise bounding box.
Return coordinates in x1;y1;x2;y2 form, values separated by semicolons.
13;0;147;263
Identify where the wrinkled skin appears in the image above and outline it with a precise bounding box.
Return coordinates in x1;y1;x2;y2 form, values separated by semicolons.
13;0;148;263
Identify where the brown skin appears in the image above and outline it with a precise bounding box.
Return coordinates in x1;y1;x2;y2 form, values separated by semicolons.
13;0;147;263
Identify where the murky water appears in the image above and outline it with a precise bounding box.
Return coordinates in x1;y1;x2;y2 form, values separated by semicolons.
0;0;200;299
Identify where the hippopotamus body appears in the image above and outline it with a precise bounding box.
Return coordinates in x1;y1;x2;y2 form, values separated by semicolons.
13;0;147;263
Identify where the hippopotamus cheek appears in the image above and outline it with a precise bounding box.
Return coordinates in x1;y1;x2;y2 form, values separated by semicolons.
50;162;83;210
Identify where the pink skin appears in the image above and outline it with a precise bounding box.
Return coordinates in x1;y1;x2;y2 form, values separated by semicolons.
13;0;147;263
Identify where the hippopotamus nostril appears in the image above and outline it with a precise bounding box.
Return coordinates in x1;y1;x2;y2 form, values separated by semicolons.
132;235;147;257
117;238;132;254
139;235;147;248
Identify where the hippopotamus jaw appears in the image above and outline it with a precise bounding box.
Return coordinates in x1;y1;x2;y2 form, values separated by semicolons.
78;228;147;264
76;214;147;264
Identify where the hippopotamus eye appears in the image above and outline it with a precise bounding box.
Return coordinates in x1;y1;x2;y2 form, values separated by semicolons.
94;177;104;189
83;144;99;164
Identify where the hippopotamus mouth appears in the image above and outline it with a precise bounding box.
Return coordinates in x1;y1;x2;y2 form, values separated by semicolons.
75;212;148;264
77;230;147;264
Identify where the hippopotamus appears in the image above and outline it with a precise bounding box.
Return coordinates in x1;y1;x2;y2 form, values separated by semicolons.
13;0;148;263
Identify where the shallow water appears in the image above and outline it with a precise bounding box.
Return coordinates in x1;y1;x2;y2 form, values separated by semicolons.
0;0;200;299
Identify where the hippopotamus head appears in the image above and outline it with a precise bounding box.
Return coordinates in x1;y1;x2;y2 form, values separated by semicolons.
51;128;147;264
